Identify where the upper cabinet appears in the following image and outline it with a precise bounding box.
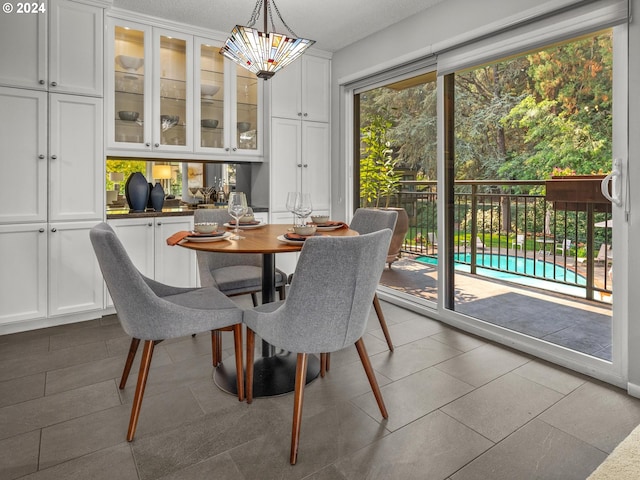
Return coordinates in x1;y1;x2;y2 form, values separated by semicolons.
0;0;104;96
106;17;263;161
271;55;330;123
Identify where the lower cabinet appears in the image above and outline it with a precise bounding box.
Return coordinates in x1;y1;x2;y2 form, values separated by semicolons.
107;216;196;307
0;221;103;331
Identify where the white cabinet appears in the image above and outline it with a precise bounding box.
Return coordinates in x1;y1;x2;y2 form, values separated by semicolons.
270;118;330;216
0;87;48;224
49;93;104;221
271;55;330;123
106;19;263;161
107;216;197;308
0;0;104;96
0;224;48;325
48;221;104;316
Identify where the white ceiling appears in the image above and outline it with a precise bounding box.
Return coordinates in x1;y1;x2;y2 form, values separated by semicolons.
112;0;446;52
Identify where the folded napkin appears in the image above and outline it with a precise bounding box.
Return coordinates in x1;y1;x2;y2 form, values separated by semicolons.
166;231;191;246
229;220;261;225
284;233;323;241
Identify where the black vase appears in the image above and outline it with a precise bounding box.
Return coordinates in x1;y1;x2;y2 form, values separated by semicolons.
147;183;154;209
150;182;165;211
124;172;149;212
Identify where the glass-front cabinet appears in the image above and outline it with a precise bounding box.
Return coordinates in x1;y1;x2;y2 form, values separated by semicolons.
107;18;262;160
194;38;261;157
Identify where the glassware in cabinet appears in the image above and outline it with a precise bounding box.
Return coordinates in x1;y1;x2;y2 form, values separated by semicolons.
198;41;225;149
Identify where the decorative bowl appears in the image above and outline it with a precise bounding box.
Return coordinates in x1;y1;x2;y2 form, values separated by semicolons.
239;213;255;223
116;55;144;73
201;119;219;128
194;222;218;234
201;84;220;98
118;110;139;121
293;224;317;235
237;122;251;133
311;215;330;225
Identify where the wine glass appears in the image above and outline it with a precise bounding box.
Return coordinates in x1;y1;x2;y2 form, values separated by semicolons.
227;192;248;240
286;192;300;226
294;193;313;226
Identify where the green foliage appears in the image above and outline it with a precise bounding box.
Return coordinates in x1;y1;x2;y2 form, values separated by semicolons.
106;159;148;194
359;116;402;207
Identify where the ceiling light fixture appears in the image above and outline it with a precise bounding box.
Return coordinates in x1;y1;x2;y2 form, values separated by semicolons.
219;0;315;80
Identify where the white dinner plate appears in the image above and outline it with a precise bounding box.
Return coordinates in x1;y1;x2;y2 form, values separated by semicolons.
277;234;308;245
315;224;345;231
223;222;266;230
184;232;232;243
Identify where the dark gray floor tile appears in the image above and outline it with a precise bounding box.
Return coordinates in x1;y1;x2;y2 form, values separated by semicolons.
441;372;563;442
0;373;45;408
451;419;607;480
430;327;487;352
0;380;120;440
157;452;244;480
334;410;492;480
351;366;474;432
0;341;108;383
39;386;205;469
540;381;640;453
21;443;138;480
48;322;127;351
0;430;40;480
435;343;531;387
0;336;50;361
370;316;444;347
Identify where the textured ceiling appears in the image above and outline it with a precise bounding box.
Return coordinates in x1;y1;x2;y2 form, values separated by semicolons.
112;0;446;52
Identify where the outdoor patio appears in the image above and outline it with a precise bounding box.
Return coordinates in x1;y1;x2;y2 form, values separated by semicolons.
380;252;613;361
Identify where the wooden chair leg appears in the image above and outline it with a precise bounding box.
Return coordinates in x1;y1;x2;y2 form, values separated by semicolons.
251;292;258;307
279;285;286;300
211;330;221;366
127;340;155;442
290;352;308;465
373;294;394;352
320;353;327;377
355;338;388;419
119;338;140;389
246;328;255;404
232;324;244;402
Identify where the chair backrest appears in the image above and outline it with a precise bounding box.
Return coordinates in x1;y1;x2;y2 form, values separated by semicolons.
193;209;261;284
275;229;393;353
517;234;525;244
349;208;398;235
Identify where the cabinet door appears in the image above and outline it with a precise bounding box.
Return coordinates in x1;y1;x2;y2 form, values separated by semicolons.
270;118;302;213
195;37;226;153
270;58;301;119
49;0;103;96
302;56;330;123
154;217;196;287
0;87;48;224
49;94;103;221
48;221;104;316
0;6;47;89
153;28;192;152
0;224;47;326
301;122;330;213
107;19;152;150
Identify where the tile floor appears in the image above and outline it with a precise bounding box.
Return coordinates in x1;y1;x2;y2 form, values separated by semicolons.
1;296;640;480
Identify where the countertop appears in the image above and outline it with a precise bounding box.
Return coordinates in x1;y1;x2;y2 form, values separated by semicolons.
106;205;269;219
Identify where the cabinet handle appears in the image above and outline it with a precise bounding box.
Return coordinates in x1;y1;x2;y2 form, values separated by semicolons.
145;142;150;147
303;164;308;168
156;222;162;226
225;147;230;152
50;155;57;160
297;163;302;167
297;112;303;117
303;113;308;117
39;228;45;233
38;154;45;159
39;79;45;85
154;143;160;148
147;222;153;227
51;228;57;232
232;147;237;152
50;81;57;87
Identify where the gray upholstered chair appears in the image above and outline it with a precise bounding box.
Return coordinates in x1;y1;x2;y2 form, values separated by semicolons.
90;222;244;441
194;209;287;365
319;208;398;376
244;229;392;464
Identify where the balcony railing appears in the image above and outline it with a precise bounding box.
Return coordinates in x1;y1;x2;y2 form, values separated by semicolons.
390;179;613;301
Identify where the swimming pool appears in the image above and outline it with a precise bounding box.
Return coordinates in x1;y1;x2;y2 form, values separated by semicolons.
416;253;587;296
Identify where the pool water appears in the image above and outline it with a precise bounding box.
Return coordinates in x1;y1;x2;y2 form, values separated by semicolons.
416;253;587;296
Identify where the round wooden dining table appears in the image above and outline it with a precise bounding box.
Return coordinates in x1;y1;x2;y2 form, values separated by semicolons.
179;222;357;397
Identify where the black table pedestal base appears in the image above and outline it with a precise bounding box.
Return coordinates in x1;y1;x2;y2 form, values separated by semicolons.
213;352;320;398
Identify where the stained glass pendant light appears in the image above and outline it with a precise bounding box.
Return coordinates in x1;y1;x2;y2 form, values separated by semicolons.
220;0;315;80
